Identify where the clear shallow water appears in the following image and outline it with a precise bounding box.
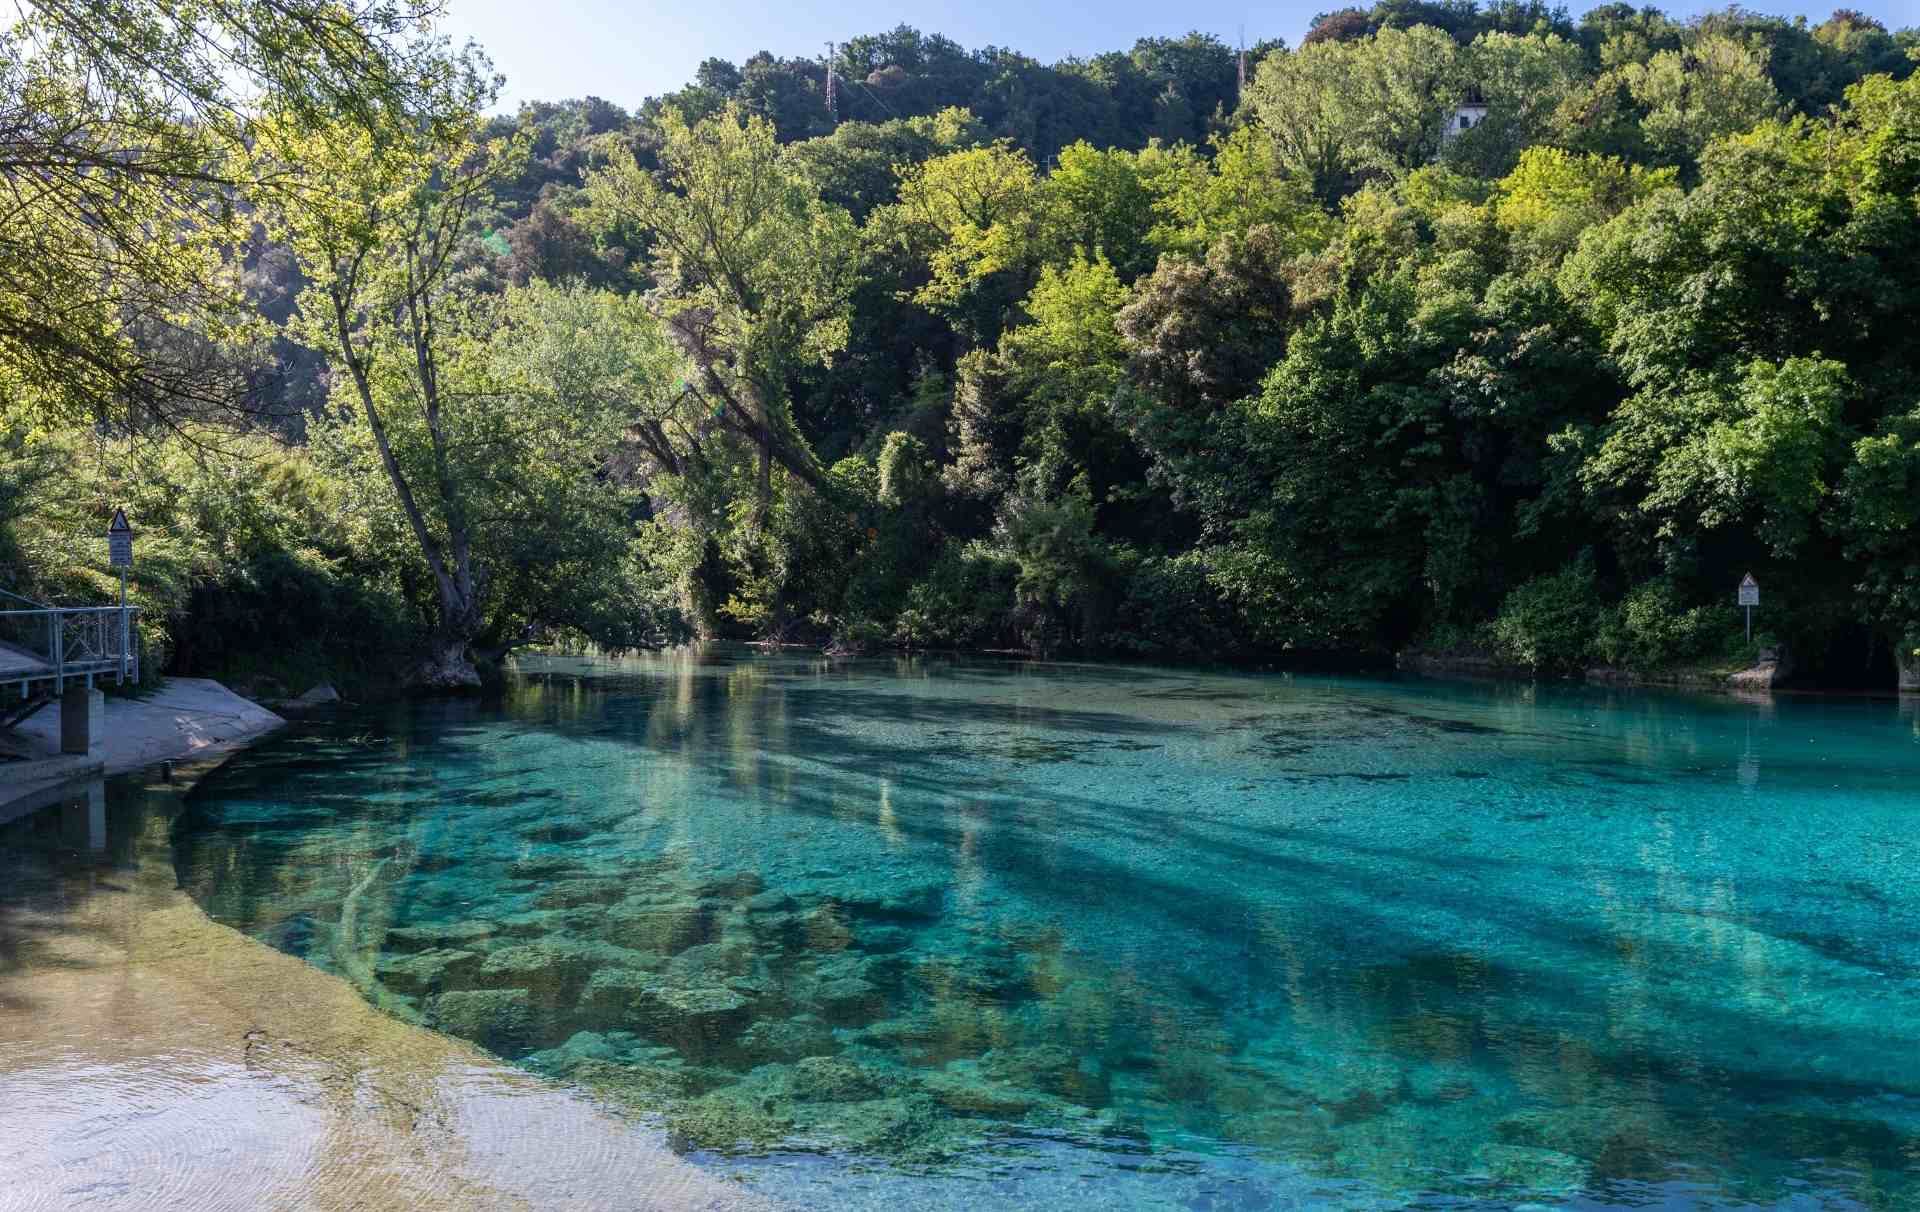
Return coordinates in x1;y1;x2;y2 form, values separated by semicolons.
170;649;1920;1210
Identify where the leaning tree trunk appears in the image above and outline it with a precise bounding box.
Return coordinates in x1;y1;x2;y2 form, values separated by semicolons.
329;281;486;693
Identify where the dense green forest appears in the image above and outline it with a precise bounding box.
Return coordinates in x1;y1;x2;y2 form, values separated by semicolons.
4;1;1919;690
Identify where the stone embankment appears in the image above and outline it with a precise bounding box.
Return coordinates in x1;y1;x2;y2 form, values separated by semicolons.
1397;647;1796;691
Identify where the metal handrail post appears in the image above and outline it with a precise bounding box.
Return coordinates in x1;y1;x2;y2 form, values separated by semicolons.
51;610;63;694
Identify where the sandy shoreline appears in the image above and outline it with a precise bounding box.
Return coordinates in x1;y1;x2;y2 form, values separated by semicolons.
0;710;782;1211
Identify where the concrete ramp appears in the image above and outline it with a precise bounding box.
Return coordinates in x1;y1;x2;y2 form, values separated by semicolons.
9;678;283;776
3;680;283;810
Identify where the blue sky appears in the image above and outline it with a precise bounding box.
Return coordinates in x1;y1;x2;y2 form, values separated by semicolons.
436;0;1920;112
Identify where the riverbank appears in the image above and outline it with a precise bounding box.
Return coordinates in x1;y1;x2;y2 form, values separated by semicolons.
0;755;780;1211
1;678;284;814
1396;647;1804;693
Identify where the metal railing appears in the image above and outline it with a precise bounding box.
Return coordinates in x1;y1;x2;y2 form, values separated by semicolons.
0;599;140;696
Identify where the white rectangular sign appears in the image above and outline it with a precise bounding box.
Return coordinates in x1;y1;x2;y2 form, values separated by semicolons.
1737;574;1759;607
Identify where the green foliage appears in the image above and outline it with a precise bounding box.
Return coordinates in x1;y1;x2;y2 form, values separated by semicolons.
1593;579;1733;670
876;431;938;508
1837;406;1920;636
1143;127;1333;260
1622;36;1781;171
1001;255;1129;416
1583;357;1854;564
11;4;1920;688
1490;557;1599;673
0;427;415;690
1039;142;1159;280
1444;32;1589;178
586;104;865;637
0;0;468;433
790;108;985;220
895;542;1019;649
1105;547;1241;657
1249;25;1468;202
874;140;1041;340
1494;147;1676;266
987;468;1105;655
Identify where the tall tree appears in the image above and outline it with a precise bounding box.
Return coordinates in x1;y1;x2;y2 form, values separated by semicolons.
586;105;865;531
874;140;1041;344
1624;35;1781;171
260;58;531;687
1248;25;1467;203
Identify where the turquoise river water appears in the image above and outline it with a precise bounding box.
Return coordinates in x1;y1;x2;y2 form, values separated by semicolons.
165;649;1919;1209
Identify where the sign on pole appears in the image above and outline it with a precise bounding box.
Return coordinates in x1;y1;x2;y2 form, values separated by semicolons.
1738;573;1759;643
107;508;134;568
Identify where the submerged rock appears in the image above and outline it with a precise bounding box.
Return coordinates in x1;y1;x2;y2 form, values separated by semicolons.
1495;1104;1664;1183
664;1087;793;1153
815;951;896;984
910;949;1023;1001
1474;1143;1591;1195
523;1030;621;1076
640;984;757;1054
796;1092;955;1157
477;940;608;992
428;987;533;1051
812;976;884;1026
693;872;765;901
580;966;655;1016
492;909;567;938
854;925;915;954
823;877;946;922
568;1058;699;1110
922;1064;1042;1118
849;1013;939;1052
744;890;795;915
293;682;341;707
798;905;853;952
384;920;493;952
505;855;581;879
605;900;712;955
739;1015;839;1063
656;986;750;1017
535;878;627;909
665;941;752;986
981;1043;1109;1104
374;947;479;996
788;1055;890;1102
516;821;595;844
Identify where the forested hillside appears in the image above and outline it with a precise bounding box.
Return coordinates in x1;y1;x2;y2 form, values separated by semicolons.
5;1;1919;690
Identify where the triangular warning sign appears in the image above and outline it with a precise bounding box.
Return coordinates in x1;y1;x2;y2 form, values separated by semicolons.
1740;573;1758;589
108;508;131;533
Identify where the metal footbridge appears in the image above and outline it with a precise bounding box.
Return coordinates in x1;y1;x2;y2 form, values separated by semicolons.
1;588;140;702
